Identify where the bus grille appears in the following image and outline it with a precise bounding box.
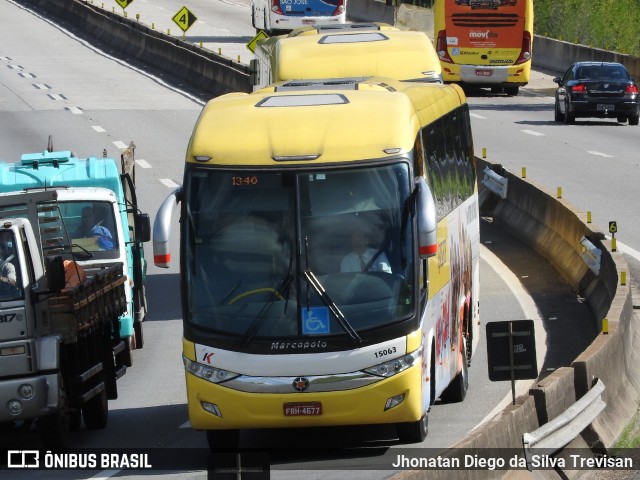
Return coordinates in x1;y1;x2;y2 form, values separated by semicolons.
452;13;519;28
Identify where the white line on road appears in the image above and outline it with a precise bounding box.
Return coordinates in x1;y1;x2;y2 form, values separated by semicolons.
136;159;152;169
47;93;66;100
33;83;50;89
113;141;129;150
7;64;22;70
92;126;106;133
160;178;180;188
179;420;191;429
470;113;486;119
587;151;613;158
65;107;83;115
18;72;35;78
521;129;544;136
89;470;120;479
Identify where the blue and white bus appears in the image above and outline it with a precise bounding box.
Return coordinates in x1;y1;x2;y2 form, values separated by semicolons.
251;0;346;35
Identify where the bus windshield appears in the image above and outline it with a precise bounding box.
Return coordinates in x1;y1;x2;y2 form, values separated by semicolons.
183;163;415;342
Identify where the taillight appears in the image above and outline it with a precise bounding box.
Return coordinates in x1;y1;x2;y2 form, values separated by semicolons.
625;84;639;94
333;0;345;15
436;30;453;64
572;84;587;93
271;0;283;14
514;31;531;65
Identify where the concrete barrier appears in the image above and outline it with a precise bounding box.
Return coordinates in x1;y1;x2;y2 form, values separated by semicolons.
386;161;636;480
16;0;252;96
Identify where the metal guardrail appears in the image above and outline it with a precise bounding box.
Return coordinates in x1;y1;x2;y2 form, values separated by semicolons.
579;236;602;276
522;379;606;471
481;166;508;200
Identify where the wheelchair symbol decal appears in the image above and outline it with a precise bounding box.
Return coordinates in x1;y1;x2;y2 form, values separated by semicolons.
302;307;330;335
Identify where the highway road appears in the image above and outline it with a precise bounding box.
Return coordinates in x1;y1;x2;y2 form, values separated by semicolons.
0;0;633;478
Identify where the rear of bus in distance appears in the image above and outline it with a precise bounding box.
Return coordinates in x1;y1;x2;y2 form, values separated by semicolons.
152;77;480;451
250;23;442;90
434;0;533;95
251;0;346;35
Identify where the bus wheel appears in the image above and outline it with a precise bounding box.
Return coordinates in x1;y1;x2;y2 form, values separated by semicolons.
440;332;469;403
206;429;240;452
83;383;108;430
505;86;519;96
397;413;428;444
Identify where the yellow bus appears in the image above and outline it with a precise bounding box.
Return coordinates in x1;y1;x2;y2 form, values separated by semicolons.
250;23;442;90
434;0;533;95
153;76;480;449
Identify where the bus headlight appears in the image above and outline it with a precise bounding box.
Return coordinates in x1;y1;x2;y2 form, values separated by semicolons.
363;347;422;378
183;356;240;384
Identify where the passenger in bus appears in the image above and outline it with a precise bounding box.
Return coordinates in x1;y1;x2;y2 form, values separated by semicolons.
74;206;114;250
340;224;392;274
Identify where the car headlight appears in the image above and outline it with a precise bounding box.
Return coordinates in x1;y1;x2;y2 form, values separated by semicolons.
182;356;240;384
363;346;422;378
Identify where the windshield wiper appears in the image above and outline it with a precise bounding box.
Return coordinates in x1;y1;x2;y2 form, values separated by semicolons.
303;236;362;345
240;272;294;348
303;269;362;345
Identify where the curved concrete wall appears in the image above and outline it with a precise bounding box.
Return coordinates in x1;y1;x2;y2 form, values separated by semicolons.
14;0;639;476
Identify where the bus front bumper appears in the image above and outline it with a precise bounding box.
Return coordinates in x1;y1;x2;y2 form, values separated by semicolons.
186;366;423;430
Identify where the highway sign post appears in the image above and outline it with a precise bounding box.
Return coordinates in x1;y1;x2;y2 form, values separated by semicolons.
172;7;198;34
486;320;538;405
115;0;134;9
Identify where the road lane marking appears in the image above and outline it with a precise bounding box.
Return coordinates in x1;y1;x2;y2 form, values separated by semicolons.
33;83;50;89
92;126;106;133
113;140;129;149
136;159;152;168
89;470;120;479
470;113;486;119
521;129;544;136
47;93;66;100
18;72;35;78
160;178;180;188
65;107;83;114
587;151;613;158
7;64;22;70
179;420;191;428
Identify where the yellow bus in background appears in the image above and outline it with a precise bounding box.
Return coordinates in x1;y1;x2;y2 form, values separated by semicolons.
153;77;480;450
250;23;442;90
434;0;533;95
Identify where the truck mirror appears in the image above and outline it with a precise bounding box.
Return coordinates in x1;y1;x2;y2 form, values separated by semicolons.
136;213;151;243
45;256;66;292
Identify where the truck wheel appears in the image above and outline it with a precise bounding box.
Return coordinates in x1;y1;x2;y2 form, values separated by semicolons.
123;335;134;367
83;385;108;430
206;429;240;452
38;391;70;449
134;318;144;350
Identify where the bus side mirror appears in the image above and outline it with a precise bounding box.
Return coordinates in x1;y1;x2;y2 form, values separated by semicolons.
249;59;259;86
136;213;151;243
416;178;437;259
153;188;181;268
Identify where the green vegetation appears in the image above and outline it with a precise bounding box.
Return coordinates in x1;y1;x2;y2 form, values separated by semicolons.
614;407;640;449
534;0;640;56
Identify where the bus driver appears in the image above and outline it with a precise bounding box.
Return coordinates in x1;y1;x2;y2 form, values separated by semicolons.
340;224;392;274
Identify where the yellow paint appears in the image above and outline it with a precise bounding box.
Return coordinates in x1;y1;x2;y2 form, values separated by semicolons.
186;363;423;430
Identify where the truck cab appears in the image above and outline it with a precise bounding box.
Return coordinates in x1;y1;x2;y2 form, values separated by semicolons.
0;145;150;365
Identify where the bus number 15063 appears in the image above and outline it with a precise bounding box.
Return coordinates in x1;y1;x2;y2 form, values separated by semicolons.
374;346;397;359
